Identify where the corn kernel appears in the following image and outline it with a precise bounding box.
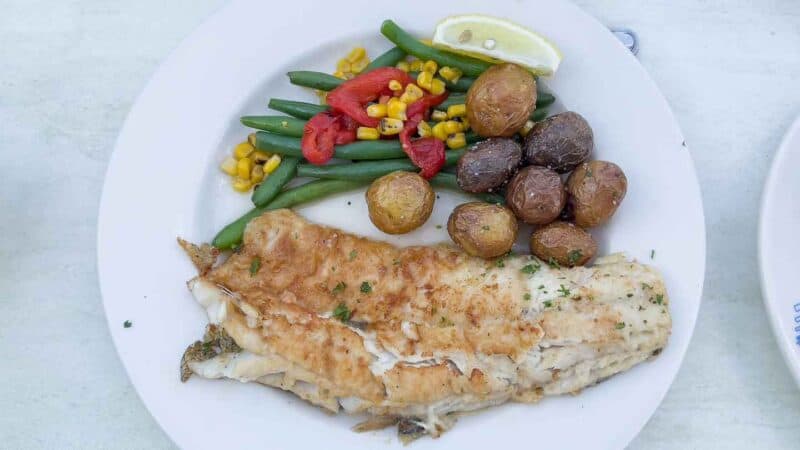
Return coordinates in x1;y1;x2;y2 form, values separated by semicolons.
351;57;369;74
233;142;254;159
388;79;403;92
461;117;470;131
251;165;265;184
431;110;448;121
263;154;281;174
220;156;238;176
439;66;463;83
432;122;449;141
251;150;271;164
336;59;351;73
519;120;536;137
446;132;466;149
417;121;433;138
399;83;424;104
444;120;462;135
378;118;404;135
447;104;467;118
395;61;410;72
416;71;433;90
409;60;424;72
387;97;407;120
366;103;387;119
346;47;366;63
422;60;438;74
232;177;252;192
247;133;257;147
357;126;380;140
333;70;347;79
237;157;252;180
429;78;446;95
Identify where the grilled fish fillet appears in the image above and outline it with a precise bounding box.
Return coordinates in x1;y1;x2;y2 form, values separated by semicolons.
181;209;671;439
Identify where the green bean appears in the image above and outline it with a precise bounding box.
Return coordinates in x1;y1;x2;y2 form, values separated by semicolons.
295;149;466;180
287;71;342;91
436;91;556;111
250;156;300;206
268;99;327;120
255;131;480;161
365;47;406;71
212;179;365;249
240;116;306;137
407;71;474;92
380;20;492;78
429;172;505;204
536;92;556;108
532;108;549;122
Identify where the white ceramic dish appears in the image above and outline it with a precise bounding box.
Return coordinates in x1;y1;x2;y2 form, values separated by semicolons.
97;1;706;448
759;116;800;389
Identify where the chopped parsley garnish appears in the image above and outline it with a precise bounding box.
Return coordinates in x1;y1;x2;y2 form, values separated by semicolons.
557;284;571;297
331;281;347;295
547;257;561;269
392;258;401;266
538;284;545;290
481;225;490;231
543;300;553;308
626;293;634;298
615;322;626;330
641;282;653;290
523;293;531;301
655;294;664;305
360;281;372;293
650;249;655;259
495;254;509;268
348;250;357;261
521;263;541;275
435;225;443;229
439;316;455;327
123;320;132;328
567;250;583;265
249;256;261;276
332;303;351;322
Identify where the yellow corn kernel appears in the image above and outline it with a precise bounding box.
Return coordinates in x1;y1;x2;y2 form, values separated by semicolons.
357;126;380;140
439;66;463;83
346;47;366;63
444;120;462;135
518;120;536;137
351;57;369;74
446;132;466;149
388;79;403;92
395;61;410;72
247;133;257;147
461;117;470;130
416;71;433;90
251;150;271;165
429;78;446;95
409;60;424;72
336;59;351;73
233;142;254;159
232;177;252;192
432;121;449;141
378;118;404;135
263;154;282;174
251;164;265;184
333;70;347;79
399;83;424;104
422;60;438;74
387;98;407;120
220;156;238;176
431;110;448;121
237;157;253;180
447;104;467;118
366;103;387;119
417;121;433;138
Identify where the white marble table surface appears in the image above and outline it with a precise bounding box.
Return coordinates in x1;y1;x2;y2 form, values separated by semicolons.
2;0;800;448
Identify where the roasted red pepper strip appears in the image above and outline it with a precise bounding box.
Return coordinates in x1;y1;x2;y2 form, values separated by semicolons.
399;92;450;178
327;67;413;127
301;111;357;164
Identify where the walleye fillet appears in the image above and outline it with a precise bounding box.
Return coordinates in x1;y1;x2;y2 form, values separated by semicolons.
181;209;670;439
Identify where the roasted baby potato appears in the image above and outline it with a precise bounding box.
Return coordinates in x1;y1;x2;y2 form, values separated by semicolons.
523;111;593;173
456;138;522;193
566;160;627;228
447;202;518;258
466;63;537;137
366;171;434;234
530;221;597;266
505;166;566;225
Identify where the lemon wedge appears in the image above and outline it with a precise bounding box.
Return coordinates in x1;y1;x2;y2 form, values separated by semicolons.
432;14;562;76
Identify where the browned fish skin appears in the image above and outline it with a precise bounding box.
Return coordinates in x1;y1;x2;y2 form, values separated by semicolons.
184;209;671;437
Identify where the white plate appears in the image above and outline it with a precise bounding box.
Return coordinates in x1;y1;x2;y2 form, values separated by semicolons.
759;116;800;388
97;1;706;448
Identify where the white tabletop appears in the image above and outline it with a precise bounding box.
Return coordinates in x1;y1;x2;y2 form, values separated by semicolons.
2;1;799;448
